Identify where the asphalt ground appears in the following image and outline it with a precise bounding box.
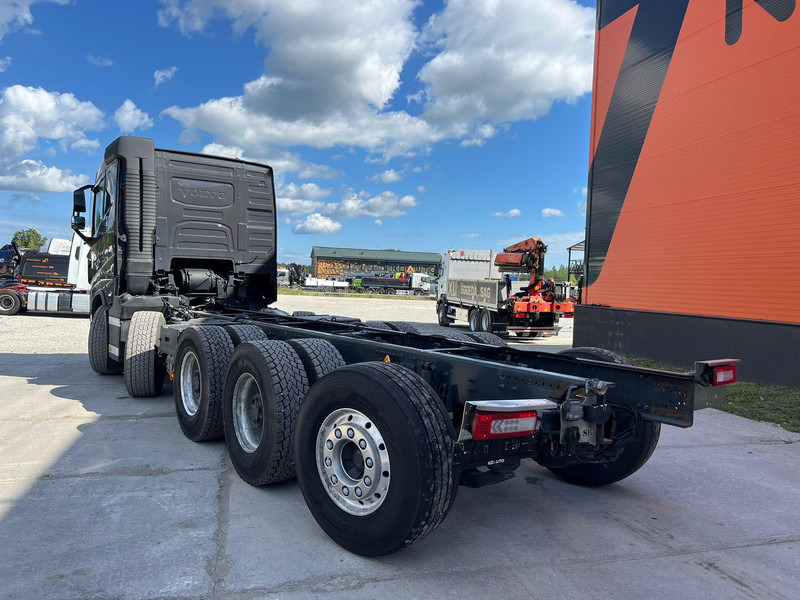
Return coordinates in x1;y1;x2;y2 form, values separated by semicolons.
0;297;798;599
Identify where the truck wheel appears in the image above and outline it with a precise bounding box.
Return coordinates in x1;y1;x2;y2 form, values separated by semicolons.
225;324;267;346
124;311;166;397
363;320;393;330
88;305;122;375
467;332;508;347
436;302;451;327
547;347;661;486
479;309;493;332
386;288;396;295
287;338;345;384
294;363;456;556
223;341;309;485
383;321;421;334
0;291;21;316
413;289;424;296
443;332;474;344
174;326;234;442
468;309;480;332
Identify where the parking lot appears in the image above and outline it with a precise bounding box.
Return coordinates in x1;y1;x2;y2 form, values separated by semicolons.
1;297;799;599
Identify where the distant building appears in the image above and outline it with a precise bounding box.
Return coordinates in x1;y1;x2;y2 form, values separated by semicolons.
310;246;442;279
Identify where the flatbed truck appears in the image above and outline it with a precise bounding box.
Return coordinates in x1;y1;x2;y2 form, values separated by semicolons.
72;137;739;556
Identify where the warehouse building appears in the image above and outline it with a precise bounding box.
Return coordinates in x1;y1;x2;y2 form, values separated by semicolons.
310;247;442;280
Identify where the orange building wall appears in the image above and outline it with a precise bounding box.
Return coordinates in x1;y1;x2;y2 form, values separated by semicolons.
585;0;800;324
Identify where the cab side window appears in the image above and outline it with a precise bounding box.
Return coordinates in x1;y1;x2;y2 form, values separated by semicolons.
92;176;107;236
104;161;118;226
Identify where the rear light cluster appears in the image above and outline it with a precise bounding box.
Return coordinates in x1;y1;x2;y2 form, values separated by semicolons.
712;364;737;386
472;411;538;440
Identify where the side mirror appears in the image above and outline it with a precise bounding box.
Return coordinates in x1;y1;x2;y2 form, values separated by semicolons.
71;215;86;231
73;184;92;213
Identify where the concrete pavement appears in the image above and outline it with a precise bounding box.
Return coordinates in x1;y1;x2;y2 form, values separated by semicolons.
0;327;798;598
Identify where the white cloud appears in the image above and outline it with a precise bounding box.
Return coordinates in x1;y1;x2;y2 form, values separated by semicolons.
71;138;100;153
276;183;331;216
293;213;342;234
86;55;113;67
419;0;594;129
114;99;153;133
0;1;68;44
541;208;565;218
158;0;594;161
154;66;178;87
578;201;586;217
368;169;403;184
0;85;102;193
323;190;417;219
374;219;383;226
416;185;426;193
573;186;587;196
0;159;87;193
199;143;339;184
0;57;11;72
491;208;521;218
459;232;482;239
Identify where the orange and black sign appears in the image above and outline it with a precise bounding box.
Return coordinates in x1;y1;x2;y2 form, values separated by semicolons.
19;252;70;287
585;0;799;324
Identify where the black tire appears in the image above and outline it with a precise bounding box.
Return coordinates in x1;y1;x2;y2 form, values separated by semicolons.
295;363;456;556
468;309;479;332
363;320;393;330
223;340;309;485
88;305;122;375
548;347;660;486
386;288;396;295
174;326;234;442
124;311;166;397
225;324;267;346
443;332;474;344
292;311;316;317
479;309;493;333
436;301;451;327
287;338;345;384
0;291;21;316
467;332;508;347
383;321;421;334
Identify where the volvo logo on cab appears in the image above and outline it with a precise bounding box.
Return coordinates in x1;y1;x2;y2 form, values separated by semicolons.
176;181;227;201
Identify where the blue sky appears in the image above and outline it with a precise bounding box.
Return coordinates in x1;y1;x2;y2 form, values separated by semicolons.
0;0;596;267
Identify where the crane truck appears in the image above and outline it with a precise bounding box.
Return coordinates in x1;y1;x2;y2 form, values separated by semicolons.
71;136;738;557
437;238;573;336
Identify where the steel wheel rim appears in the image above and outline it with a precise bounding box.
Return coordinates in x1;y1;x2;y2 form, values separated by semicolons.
232;373;264;454
481;312;490;331
316;408;390;516
180;351;202;416
0;295;13;310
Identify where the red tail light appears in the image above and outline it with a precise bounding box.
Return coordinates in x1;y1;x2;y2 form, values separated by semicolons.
712;364;737;386
472;411;538;440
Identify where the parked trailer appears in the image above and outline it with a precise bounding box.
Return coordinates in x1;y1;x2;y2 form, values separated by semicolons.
0;232;90;316
355;272;432;295
72;137;739;556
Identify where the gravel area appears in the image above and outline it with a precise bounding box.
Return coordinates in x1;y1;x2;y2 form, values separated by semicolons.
0;296;572;357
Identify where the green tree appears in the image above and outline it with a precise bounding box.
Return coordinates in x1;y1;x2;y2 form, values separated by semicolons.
12;228;48;250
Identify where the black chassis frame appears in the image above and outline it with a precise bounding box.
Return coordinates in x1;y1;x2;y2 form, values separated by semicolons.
158;310;733;472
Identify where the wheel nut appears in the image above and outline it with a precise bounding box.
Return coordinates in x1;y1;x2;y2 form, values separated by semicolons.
365;458;373;468
364;476;372;486
325;457;332;467
342;486;349;496
326;440;333;450
355;487;362;497
347;428;355;438
335;429;342;439
359;439;367;449
331;475;338;484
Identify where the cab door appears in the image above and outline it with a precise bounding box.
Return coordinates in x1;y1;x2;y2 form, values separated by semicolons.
88;161;119;294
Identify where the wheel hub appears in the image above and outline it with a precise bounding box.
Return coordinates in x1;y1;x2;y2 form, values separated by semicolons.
0;296;13;310
232;373;264;454
180;351;202;416
316;408;390;516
